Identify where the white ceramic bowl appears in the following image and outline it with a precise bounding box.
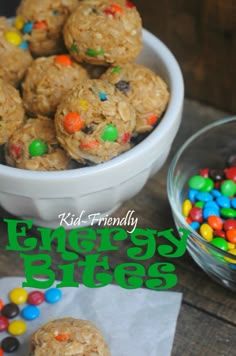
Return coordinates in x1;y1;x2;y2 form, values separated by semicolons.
0;29;184;228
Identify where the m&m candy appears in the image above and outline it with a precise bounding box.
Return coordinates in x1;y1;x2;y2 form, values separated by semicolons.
182;157;236;264
27;290;45;305
9;288;28;304
8;320;27;336
45;288;62;304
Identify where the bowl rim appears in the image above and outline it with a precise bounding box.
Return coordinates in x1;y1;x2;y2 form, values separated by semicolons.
0;28;184;181
167;115;236;258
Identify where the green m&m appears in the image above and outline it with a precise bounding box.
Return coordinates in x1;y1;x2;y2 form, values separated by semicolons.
188;175;206;190
220;180;236;197
29;139;48;157
101;124;118;142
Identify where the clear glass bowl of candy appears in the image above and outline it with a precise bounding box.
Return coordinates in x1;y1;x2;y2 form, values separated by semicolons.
167;116;236;291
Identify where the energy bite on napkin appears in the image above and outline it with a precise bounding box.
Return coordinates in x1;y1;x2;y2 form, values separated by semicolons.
55;79;136;164
0;17;32;87
16;0;79;56
5;117;70;171
63;0;142;65
101;63;170;134
0;79;25;146
22;55;88;117
28;317;111;356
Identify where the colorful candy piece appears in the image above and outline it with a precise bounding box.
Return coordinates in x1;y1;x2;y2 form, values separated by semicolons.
80;140;99;149
55;333;70;341
188;175;206;190
99;93;107;101
0;299;3;311
9;288;28;304
209;237;228;260
126;0;135;8
18;40;28;50
4;31;22;46
8;320;27;336
226;229;236;244
200;223;213;242
200;168;209;177
0;316;9;332
220;208;236;219
64;112;83;134
21;305;40;321
0;347;3;356
225;167;236;182
220;180;236;197
111;66;122;74
207;215;223;230
189;207;203;223
147;113;158;126
45;288;62;304
55;55;72;66
23;21;33;34
200;177;214;192
102;124;118;141
71;43;78;53
27;290;45;305
182;199;192;217
216;196;230;208
1;337;20;353
29;139;48;157
121;132;131;144
14;16;24;30
1;303;20;319
224;219;236;231
34;21;48;30
86;48;104;56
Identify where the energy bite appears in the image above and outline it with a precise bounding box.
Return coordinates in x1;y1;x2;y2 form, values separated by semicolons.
101;63;170;134
22;55;89;117
0;79;25;146
5;117;70;171
63;0;142;66
55;79;136;164
28;317;111;356
16;0;79;56
0;17;32;87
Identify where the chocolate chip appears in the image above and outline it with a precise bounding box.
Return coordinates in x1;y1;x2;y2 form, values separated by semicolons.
1;337;20;353
2;303;20;319
91;7;98;14
209;168;225;181
115;80;130;94
82;126;94;134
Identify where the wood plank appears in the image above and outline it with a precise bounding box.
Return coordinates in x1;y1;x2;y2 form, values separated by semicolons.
134;0;236;113
172;303;236;356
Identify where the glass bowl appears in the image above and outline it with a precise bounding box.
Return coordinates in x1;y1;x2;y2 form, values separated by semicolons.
167;117;236;291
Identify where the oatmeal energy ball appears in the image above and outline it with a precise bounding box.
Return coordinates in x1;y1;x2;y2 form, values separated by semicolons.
22;55;89;117
55;79;136;164
16;0;79;56
0;17;32;87
101;63;170;133
28;317;111;356
5;117;70;171
63;0;142;65
0;79;25;146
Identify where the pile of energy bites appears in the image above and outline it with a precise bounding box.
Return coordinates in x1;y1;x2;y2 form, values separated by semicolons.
0;0;170;171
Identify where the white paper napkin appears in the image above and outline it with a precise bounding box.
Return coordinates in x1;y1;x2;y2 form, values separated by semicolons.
0;277;182;356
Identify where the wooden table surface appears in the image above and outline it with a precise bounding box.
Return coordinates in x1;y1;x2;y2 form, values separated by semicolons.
0;99;235;355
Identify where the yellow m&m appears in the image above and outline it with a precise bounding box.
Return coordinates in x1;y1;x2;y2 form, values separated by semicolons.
8;320;27;336
14;16;24;30
5;31;22;46
9;287;28;304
